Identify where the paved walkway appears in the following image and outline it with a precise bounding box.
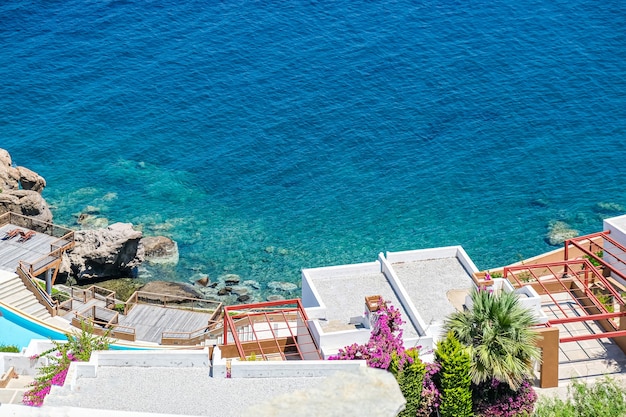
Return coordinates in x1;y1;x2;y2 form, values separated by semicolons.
44;366;327;417
0;374;34;405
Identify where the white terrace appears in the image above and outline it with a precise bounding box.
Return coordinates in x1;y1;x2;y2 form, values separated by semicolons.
301;246;478;358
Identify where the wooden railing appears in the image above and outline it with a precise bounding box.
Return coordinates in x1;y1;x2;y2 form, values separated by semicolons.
71;307;136;342
16;262;58;317
161;320;223;346
62;285;117;308
3;211;76;279
124;291;223;316
25;232;76;277
57;298;74;314
0;212;74;237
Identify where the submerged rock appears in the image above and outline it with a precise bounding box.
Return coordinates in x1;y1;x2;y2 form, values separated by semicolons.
545;221;578;246
267;281;298;292
243;280;261;290
594;202;625;214
222;274;241;285
77;213;109;228
230;286;249;296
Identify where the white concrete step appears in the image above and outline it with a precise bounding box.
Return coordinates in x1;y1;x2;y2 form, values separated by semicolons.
0;276;52;320
26;304;50;320
0;280;24;297
19;298;41;312
2;291;33;306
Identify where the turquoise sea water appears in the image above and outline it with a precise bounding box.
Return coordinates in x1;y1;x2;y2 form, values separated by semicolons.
1;1;625;293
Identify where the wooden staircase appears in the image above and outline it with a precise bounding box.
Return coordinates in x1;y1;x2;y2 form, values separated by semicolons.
0;273;52;321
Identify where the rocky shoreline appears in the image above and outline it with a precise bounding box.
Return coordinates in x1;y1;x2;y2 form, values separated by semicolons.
0;148;298;304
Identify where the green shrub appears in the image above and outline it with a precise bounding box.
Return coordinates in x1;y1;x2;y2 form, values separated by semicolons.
436;332;473;417
534;376;626;417
0;343;20;352
35;280;69;302
395;348;426;417
584;251;603;267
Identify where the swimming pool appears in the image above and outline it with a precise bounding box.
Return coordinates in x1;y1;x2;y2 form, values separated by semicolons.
0;314;50;350
0;305;152;351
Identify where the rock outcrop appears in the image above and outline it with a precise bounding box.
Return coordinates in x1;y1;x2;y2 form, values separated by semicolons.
141;236;179;265
0;148;20;190
0;190;53;224
16;166;46;193
66;223;145;280
140;280;203;299
0;148;52;223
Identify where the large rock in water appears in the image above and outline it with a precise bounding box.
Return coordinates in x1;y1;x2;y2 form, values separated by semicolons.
141;236;179;265
67;223;145;280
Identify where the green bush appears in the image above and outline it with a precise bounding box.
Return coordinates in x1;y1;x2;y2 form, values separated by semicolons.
113;303;126;313
0;343;20;352
436;332;473;417
534;376;626;417
395;348;426;417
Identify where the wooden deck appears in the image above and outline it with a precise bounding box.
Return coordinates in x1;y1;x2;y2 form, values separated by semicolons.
118;304;214;344
0;224;61;273
62;296;215;344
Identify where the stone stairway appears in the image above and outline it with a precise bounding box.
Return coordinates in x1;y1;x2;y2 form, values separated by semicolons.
0;273;52;321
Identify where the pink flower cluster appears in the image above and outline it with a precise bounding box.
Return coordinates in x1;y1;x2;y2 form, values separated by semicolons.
328;298;410;371
473;378;537;417
23;350;77;407
416;362;441;417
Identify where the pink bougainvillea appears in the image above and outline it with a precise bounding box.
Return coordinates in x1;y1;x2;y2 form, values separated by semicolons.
328;298;409;371
23;350;76;407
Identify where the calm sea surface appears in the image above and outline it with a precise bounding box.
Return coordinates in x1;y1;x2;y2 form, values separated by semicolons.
1;1;625;295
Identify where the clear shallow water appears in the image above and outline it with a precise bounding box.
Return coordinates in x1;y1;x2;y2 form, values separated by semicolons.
1;1;625;292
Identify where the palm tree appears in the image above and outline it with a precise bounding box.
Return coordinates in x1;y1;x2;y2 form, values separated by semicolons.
444;289;540;390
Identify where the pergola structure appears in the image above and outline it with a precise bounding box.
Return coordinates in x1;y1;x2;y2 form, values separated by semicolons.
504;258;626;343
221;298;322;361
496;232;626;388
